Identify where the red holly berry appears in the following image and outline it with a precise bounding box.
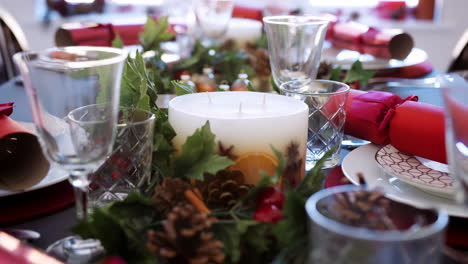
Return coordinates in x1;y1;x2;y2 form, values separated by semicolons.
111;171;120;180
257;186;285;209
348;81;361;90
102;255;126;264
254;204;283;223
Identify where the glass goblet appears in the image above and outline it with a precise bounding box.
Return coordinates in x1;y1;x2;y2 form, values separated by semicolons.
14;46;126;262
263;16;329;90
193;0;234;46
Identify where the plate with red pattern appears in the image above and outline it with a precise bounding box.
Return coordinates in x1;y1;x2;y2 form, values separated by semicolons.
375;144;453;199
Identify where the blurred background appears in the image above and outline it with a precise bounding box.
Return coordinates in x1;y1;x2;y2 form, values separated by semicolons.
0;0;465;71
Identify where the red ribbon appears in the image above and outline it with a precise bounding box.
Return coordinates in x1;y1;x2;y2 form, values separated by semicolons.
0;102;14;116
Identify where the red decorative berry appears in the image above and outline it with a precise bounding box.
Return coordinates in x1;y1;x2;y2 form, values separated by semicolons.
348;81;361;90
254;204;283;223
257;186;285;209
111;171;120;180
102;255;127;264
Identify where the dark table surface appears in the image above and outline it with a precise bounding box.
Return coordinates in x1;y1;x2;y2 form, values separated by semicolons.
1;75;458;263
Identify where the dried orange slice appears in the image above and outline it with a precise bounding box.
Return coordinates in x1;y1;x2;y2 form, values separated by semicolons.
230;152;279;185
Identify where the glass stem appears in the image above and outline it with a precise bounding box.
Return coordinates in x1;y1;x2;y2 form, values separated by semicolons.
69;172;91;221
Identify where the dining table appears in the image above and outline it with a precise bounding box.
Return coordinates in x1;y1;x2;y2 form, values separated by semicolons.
0;70;464;263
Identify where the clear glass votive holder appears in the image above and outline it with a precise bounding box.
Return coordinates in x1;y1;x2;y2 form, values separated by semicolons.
88;107;155;208
306;185;448;264
281;80;349;169
441;74;468;205
263;15;329;88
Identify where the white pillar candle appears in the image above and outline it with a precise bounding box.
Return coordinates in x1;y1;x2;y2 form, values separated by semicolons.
168;91;308;185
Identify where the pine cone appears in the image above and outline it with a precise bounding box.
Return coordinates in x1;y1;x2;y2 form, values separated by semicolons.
245;47;271;77
327;190;392;230
283;142;303;187
317;62;333;79
198;170;252;209
147;203;225;264
151;178;192;216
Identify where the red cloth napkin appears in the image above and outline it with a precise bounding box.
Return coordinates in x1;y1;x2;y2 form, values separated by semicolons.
325;166;468;248
344;89;447;163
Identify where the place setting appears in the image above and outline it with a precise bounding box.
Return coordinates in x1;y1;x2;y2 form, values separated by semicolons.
1;0;468;263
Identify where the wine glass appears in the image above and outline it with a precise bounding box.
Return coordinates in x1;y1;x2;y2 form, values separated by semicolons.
14;46;126;261
193;0;234;46
263;16;329;90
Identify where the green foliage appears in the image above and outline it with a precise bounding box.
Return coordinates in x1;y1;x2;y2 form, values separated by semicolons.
73;193;157;264
140;17;175;53
118;51;152;110
252;32;268;50
112;34;124;48
173;41;256;84
172;80;195;96
343;60;376;84
172;121;234;180
296;148;334;197
328;66;342;82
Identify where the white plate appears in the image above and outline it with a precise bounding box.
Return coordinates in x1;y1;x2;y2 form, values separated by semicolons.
0;165;68;197
322;42;428;70
342;144;468;218
375;144;453;199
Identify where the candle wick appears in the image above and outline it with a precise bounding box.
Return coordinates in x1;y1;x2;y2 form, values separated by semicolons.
207;92;212;104
263;94;266;105
239;102;243;113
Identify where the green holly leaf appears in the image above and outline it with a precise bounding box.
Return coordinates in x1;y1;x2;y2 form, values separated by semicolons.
73;202;156;264
172;80;195;96
343;60;376;84
112;34;124;48
212;220;266;264
328;66;342;82
272;191;307;246
172;121;234;180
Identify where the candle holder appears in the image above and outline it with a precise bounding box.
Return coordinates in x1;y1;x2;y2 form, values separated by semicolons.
306;185;448;264
88;107;155;209
281;80;350;170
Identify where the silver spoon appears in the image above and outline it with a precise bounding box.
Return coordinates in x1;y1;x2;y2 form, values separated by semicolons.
1;228;41;241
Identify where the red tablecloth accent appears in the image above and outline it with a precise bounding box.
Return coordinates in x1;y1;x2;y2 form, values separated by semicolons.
0;181;74;224
325;166;468;248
